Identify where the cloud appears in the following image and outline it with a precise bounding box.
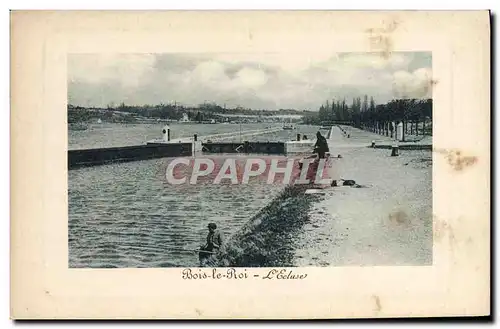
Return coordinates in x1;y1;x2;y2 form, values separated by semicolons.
392;67;433;99
68;52;432;110
190;61;227;84
234;67;268;89
211;51;334;74
334;52;411;71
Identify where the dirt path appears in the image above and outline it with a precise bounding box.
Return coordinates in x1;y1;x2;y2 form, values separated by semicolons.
293;126;433;266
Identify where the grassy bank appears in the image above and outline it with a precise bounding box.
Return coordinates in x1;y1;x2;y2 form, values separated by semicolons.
213;184;321;267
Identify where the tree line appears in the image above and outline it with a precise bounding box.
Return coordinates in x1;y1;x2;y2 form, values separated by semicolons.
303;96;433;140
68;102;306;123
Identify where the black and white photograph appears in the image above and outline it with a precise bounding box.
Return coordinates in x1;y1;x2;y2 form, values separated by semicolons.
10;10;490;319
68;51;433;268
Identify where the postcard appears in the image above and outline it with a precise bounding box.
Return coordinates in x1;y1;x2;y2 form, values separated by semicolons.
10;10;490;319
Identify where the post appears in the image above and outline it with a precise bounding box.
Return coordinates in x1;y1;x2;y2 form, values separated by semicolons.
391;143;399;156
162;125;171;142
397;122;404;142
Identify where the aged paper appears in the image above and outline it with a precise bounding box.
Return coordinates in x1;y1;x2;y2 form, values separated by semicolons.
10;11;490;319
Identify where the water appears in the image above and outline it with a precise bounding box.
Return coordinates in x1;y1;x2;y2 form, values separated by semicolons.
69;123;431;268
69;156;291;267
69;122;322;150
68;123;323;268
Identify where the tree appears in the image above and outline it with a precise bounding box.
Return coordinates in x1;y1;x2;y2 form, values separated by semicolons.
307;96;432;137
362;95;369;113
195;111;203;122
318;104;329;122
369;97;377;132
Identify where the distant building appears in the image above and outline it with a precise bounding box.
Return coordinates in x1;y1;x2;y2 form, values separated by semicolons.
179;113;190;123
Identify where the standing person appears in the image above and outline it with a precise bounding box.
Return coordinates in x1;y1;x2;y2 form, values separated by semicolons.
314;131;330;159
199;223;224;266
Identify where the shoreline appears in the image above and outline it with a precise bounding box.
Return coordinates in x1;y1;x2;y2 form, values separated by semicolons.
214;126;432;267
295;127;433;266
214;184;318;267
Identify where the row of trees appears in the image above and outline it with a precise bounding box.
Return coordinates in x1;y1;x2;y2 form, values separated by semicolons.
68;102;306;123
304;96;432;141
356;98;433;141
317;95;377;123
68;107;136;124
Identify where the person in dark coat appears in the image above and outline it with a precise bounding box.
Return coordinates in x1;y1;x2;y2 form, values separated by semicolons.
313;131;330;159
199;223;224;266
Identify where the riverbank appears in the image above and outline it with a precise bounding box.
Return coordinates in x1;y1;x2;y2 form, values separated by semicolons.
68;122;320;150
293;127;432;266
213;125;432;267
341;125;432;146
214;184;318;267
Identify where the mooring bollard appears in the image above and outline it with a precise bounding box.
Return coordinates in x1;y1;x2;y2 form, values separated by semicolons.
162;124;171;142
371;140;376;148
297;134;301;141
391;143;399;156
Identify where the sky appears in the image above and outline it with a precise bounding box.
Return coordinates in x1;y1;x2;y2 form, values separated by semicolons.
68;52;432;111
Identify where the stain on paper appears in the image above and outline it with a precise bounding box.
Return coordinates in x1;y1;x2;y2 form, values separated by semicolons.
389;210;409;225
372;295;382;312
434;148;478;171
433;217;455;244
366;19;399;59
